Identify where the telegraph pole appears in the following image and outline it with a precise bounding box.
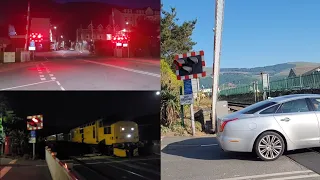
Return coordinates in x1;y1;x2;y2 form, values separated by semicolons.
211;0;225;133
24;1;31;51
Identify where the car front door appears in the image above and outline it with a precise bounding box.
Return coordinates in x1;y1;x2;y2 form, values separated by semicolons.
273;98;320;148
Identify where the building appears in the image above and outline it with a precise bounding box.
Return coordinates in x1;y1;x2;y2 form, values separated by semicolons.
109;7;160;30
76;24;114;43
288;66;320;78
30;18;52;51
76;6;160;43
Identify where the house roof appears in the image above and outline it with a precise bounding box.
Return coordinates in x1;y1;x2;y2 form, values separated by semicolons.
302;66;320;75
289;66;319;76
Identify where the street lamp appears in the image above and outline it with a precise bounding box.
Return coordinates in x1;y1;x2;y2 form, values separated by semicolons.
156;91;160;95
54;26;57;29
61;35;63;38
126;22;129;25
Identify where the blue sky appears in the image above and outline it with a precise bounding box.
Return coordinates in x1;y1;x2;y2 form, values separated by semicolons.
162;0;320;68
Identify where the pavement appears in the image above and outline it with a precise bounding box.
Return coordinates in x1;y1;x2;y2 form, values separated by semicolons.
66;154;160;180
161;136;320;180
0;50;160;90
0;157;52;180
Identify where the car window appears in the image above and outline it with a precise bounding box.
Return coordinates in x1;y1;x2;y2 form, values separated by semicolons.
310;98;320;111
276;99;310;113
241;101;276;114
260;104;280;114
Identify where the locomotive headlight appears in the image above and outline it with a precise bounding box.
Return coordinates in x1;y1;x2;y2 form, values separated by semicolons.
127;134;131;138
121;127;125;131
131;128;134;131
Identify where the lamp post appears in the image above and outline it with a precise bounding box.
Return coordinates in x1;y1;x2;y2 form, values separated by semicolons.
125;22;130;57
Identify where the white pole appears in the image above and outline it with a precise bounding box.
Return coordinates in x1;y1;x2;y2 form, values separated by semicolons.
32;142;35;160
190;104;195;136
211;0;225;133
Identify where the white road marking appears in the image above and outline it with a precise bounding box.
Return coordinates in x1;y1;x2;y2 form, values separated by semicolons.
0;159;18;179
55;81;65;90
82;60;160;77
40;78;46;81
216;170;315;180
267;174;320;180
42;57;65;91
0;80;55;90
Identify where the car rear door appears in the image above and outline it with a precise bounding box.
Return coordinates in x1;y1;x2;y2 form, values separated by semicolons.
308;97;320;146
273;98;320;148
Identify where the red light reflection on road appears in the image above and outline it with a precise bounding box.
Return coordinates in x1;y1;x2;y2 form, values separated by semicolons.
28;67;46;71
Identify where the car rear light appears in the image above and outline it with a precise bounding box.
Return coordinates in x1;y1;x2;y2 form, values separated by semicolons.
220;118;238;132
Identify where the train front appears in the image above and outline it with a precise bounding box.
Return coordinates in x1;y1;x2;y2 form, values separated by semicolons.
113;121;142;157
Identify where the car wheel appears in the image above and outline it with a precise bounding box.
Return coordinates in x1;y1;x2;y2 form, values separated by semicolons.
254;131;285;161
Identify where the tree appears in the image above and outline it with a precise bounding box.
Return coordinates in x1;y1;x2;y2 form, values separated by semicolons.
0;93;26;155
160;6;198;129
160;60;182;127
130;16;160;57
161;6;197;69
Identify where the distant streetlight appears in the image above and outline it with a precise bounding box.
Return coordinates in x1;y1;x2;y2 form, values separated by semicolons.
54;26;57;29
156;91;160;95
126;22;129;25
122;29;126;32
61;35;63;38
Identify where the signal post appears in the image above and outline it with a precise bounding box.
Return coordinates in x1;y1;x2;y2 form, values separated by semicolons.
27;115;43;160
174;51;206;136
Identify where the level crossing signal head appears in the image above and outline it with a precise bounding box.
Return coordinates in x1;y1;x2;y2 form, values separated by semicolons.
26;115;43;130
174;52;205;77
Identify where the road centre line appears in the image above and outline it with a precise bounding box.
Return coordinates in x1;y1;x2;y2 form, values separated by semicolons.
216;170;315;180
82;60;160;77
0;80;55;90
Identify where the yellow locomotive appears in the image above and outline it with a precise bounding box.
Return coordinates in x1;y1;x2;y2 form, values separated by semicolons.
70;120;142;157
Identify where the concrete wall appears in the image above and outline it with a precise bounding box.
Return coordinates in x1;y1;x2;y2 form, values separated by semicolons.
45;147;78;180
0;51;30;63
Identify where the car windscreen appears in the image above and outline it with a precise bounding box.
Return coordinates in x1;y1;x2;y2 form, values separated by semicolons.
238;101;277;114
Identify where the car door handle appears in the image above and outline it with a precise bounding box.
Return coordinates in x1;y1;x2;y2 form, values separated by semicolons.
280;117;290;122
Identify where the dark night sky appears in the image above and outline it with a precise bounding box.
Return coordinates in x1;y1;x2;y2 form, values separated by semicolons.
0;0;160;40
1;91;160;136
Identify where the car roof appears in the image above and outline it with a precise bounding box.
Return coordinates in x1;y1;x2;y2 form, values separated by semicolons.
269;94;320;103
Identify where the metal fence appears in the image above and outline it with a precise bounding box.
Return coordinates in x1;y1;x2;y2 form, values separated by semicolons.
219;72;320;96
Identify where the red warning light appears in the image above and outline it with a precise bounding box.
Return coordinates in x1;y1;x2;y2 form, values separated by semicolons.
33;35;36;38
38;35;42;38
35;40;38;42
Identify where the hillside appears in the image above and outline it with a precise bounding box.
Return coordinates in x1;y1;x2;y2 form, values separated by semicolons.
200;62;320;89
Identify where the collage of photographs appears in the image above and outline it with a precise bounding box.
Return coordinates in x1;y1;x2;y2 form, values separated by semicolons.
0;0;320;180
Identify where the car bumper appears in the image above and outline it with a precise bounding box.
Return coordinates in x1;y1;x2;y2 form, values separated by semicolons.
217;134;253;152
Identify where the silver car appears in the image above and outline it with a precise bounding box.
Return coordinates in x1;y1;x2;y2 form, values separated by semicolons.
217;94;320;161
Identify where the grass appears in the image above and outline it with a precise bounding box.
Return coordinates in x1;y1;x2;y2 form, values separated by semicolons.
161;118;206;137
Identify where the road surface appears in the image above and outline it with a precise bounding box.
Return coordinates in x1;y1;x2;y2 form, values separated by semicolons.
0;50;160;90
66;154;160;180
0;158;52;180
161;136;320;180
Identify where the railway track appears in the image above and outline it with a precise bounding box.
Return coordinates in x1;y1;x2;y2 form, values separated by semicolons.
68;154;160;180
